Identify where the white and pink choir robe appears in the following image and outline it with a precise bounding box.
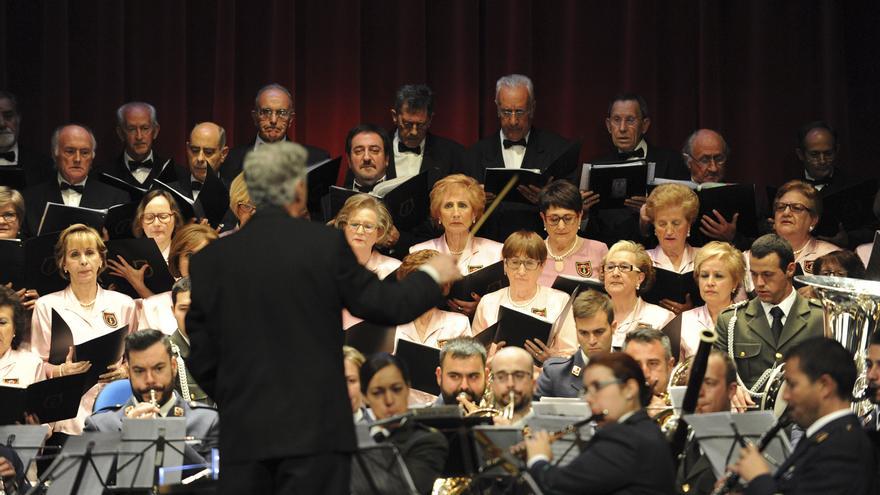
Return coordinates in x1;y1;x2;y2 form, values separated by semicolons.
679;305;715;361
136;291;176;335
742;237;840;293
394;310;472;350
857;242;872;268
538;237;608;287
31;286;137;435
0;347;46;387
472;285;578;356
611;297;675;349
342;251;403;330
410;236;503;276
647;244;697;274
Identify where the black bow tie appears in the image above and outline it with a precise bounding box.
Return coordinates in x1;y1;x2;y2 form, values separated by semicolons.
128;159;153;172
0;151;15;162
618;148;645;160
191;181;203;191
806;176;832;186
60;182;85;194
397;142;421;155
503;138;528;149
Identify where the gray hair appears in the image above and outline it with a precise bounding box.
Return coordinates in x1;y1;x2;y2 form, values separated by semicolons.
494;74;535;108
681;129;731;158
243;141;307;209
623;325;672;361
254;83;293;109
116;102;158;128
439;337;487;367
50;124;97;157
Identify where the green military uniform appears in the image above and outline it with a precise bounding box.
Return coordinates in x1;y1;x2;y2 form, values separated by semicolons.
170;329;215;407
714;293;824;391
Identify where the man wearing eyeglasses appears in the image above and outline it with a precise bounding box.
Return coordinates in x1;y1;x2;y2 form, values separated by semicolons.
490;346;536;425
219;83;329;185
102;101;179;188
387;84;464;189
22;124;130;236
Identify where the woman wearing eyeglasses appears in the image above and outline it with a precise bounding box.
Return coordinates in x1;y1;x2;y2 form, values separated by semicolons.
743;180;840;293
536;180;608;287
0;186;39;311
524;352;675;494
106;189;185;298
601;241;674;349
472;231;575;356
410;174;503;317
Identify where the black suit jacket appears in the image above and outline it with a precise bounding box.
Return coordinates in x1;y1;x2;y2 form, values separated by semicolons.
21;177;131;237
747;414;876;495
220;140;330;185
593;141;690;181
14;146;54;187
675;436;715;495
344;132;463;190
101;151;178;188
528;409;675;494
390;420;449;495
184;207;443;463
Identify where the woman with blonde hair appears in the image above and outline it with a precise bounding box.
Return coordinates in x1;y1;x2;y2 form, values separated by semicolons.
333;194;401;280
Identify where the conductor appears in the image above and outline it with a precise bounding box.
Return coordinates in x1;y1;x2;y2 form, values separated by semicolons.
185;141;461;495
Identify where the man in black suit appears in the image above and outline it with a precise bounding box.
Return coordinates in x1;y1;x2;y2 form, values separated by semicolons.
219;83;329;185
0;90;53;188
795;121;843;192
171;122;229;201
464;74;575;240
341;123;393;192
22;124;130;236
731;337;876;494
102;102;178;188
387;84;463;188
185;141;460;495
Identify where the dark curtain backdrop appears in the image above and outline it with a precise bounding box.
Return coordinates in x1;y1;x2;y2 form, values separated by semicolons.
2;0;879;188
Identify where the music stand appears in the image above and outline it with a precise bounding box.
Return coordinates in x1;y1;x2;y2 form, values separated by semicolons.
0;425;49;474
525;415;595;468
27;431;120;495
351;424;418;495
468;425;545;495
114;418;187;490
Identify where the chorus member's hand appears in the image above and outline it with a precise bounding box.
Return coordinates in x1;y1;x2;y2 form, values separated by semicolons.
106;255;153;298
98;362;128;384
0;456;16;479
624;195;647;212
524;338;553;364
660;294;693;315
523;430;552;461
54;346;91;378
448;292;480;317
580;190;600;213
700;210;739;241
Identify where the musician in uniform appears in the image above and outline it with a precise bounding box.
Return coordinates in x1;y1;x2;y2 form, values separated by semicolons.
730;337;876;494
490;346;535;425
85;329;219;465
863;329;880;477
535;289;615;399
623;326;675;418
715;234;824;410
525;352;675;494
432;337;487;408
168;277;212;406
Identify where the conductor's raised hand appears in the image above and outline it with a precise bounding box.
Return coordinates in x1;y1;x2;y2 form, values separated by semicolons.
427;253;462;285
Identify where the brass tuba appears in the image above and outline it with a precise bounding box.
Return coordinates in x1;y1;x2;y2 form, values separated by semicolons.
796;275;880;416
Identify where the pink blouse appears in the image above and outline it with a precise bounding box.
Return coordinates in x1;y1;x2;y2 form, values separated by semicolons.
538;237;608;287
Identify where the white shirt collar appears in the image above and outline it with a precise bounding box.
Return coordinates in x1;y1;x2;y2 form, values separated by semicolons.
618;138;648;159
806;408;853;438
759;285;798;323
393;130;426;153
353;175;386;192
617;409;637;424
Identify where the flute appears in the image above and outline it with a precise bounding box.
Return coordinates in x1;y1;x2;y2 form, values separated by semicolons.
508;411;607;458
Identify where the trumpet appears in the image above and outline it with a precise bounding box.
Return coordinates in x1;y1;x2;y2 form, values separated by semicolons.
150;389;158;408
461;390;517;420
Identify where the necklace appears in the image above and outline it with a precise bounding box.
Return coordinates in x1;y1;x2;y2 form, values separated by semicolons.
79;298;96;309
546;237;580;272
508;287;540;308
792;239;810;258
445;236;467;257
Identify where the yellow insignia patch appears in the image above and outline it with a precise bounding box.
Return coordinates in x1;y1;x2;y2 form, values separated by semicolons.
173;406;184;417
2;378;19;384
531;308;547;318
682;483;690;493
814;431;829;443
124;405;134;416
468;265;483;273
571;365;581;377
103;312;118;328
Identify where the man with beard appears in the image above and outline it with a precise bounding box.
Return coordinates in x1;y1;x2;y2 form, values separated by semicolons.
0;90;53;187
862;330;880;478
432;337;488;408
536;290;615;399
490;346;535;425
85;329;219;465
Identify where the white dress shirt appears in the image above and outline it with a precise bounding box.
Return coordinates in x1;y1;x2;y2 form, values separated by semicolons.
58;173;87;207
124;150;155;184
392;131;425;178
499;130;531;169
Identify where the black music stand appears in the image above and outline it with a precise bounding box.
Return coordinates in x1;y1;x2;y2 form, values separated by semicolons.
113;418;187;491
0;425;49;475
26;432;120;495
469;425;545;495
351;424;418;495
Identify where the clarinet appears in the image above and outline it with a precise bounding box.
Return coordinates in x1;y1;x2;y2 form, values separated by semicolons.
710;407;792;495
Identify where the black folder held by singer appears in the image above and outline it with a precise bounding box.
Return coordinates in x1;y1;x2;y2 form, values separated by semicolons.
48;309;128;392
448;260;507;301
394;339;441;396
0;372;87;425
101;238;176;298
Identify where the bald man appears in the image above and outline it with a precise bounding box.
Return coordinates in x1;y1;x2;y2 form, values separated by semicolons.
490;346;536;425
103;101;178;188
171;122;230;201
219;83;329;185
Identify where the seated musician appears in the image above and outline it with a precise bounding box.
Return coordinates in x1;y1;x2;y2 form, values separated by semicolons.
731;337;876;494
675;350;738;495
472;231;577;359
0;445;23;495
360;352;448;495
342;345;369;423
535;289;615;399
714;233;825;412
168;277;213;406
432;337;488;409
525;352;676;494
623;326;675;419
85;329;219;465
394;250;472;349
489;346;536;426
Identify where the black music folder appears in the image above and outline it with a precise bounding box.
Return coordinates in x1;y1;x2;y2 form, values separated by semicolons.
696;183;758;238
579;160;651;209
474;322;497;349
104;202;138;239
99;173;149;200
0;372;88;424
448;260;507;301
48;309;74;365
196;166;230;228
0;238;24;288
0;167;26;191
792;262;807;290
493;305;552;349
152;178;198;221
325;173;429;231
817;179;879;235
344;320;395;356
483;168;544;204
866;231;880;281
394;339;441;395
307;156;342;220
75;325;128;391
24;232;67;297
641;268;702;306
102;238;176;297
661;313;682;361
37;202;107;236
551;274;605;295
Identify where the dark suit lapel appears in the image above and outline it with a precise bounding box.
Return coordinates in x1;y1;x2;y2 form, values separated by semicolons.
522;128;548;171
80;180;105;209
744;298;777;349
778;294;811;349
481;133;504;171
